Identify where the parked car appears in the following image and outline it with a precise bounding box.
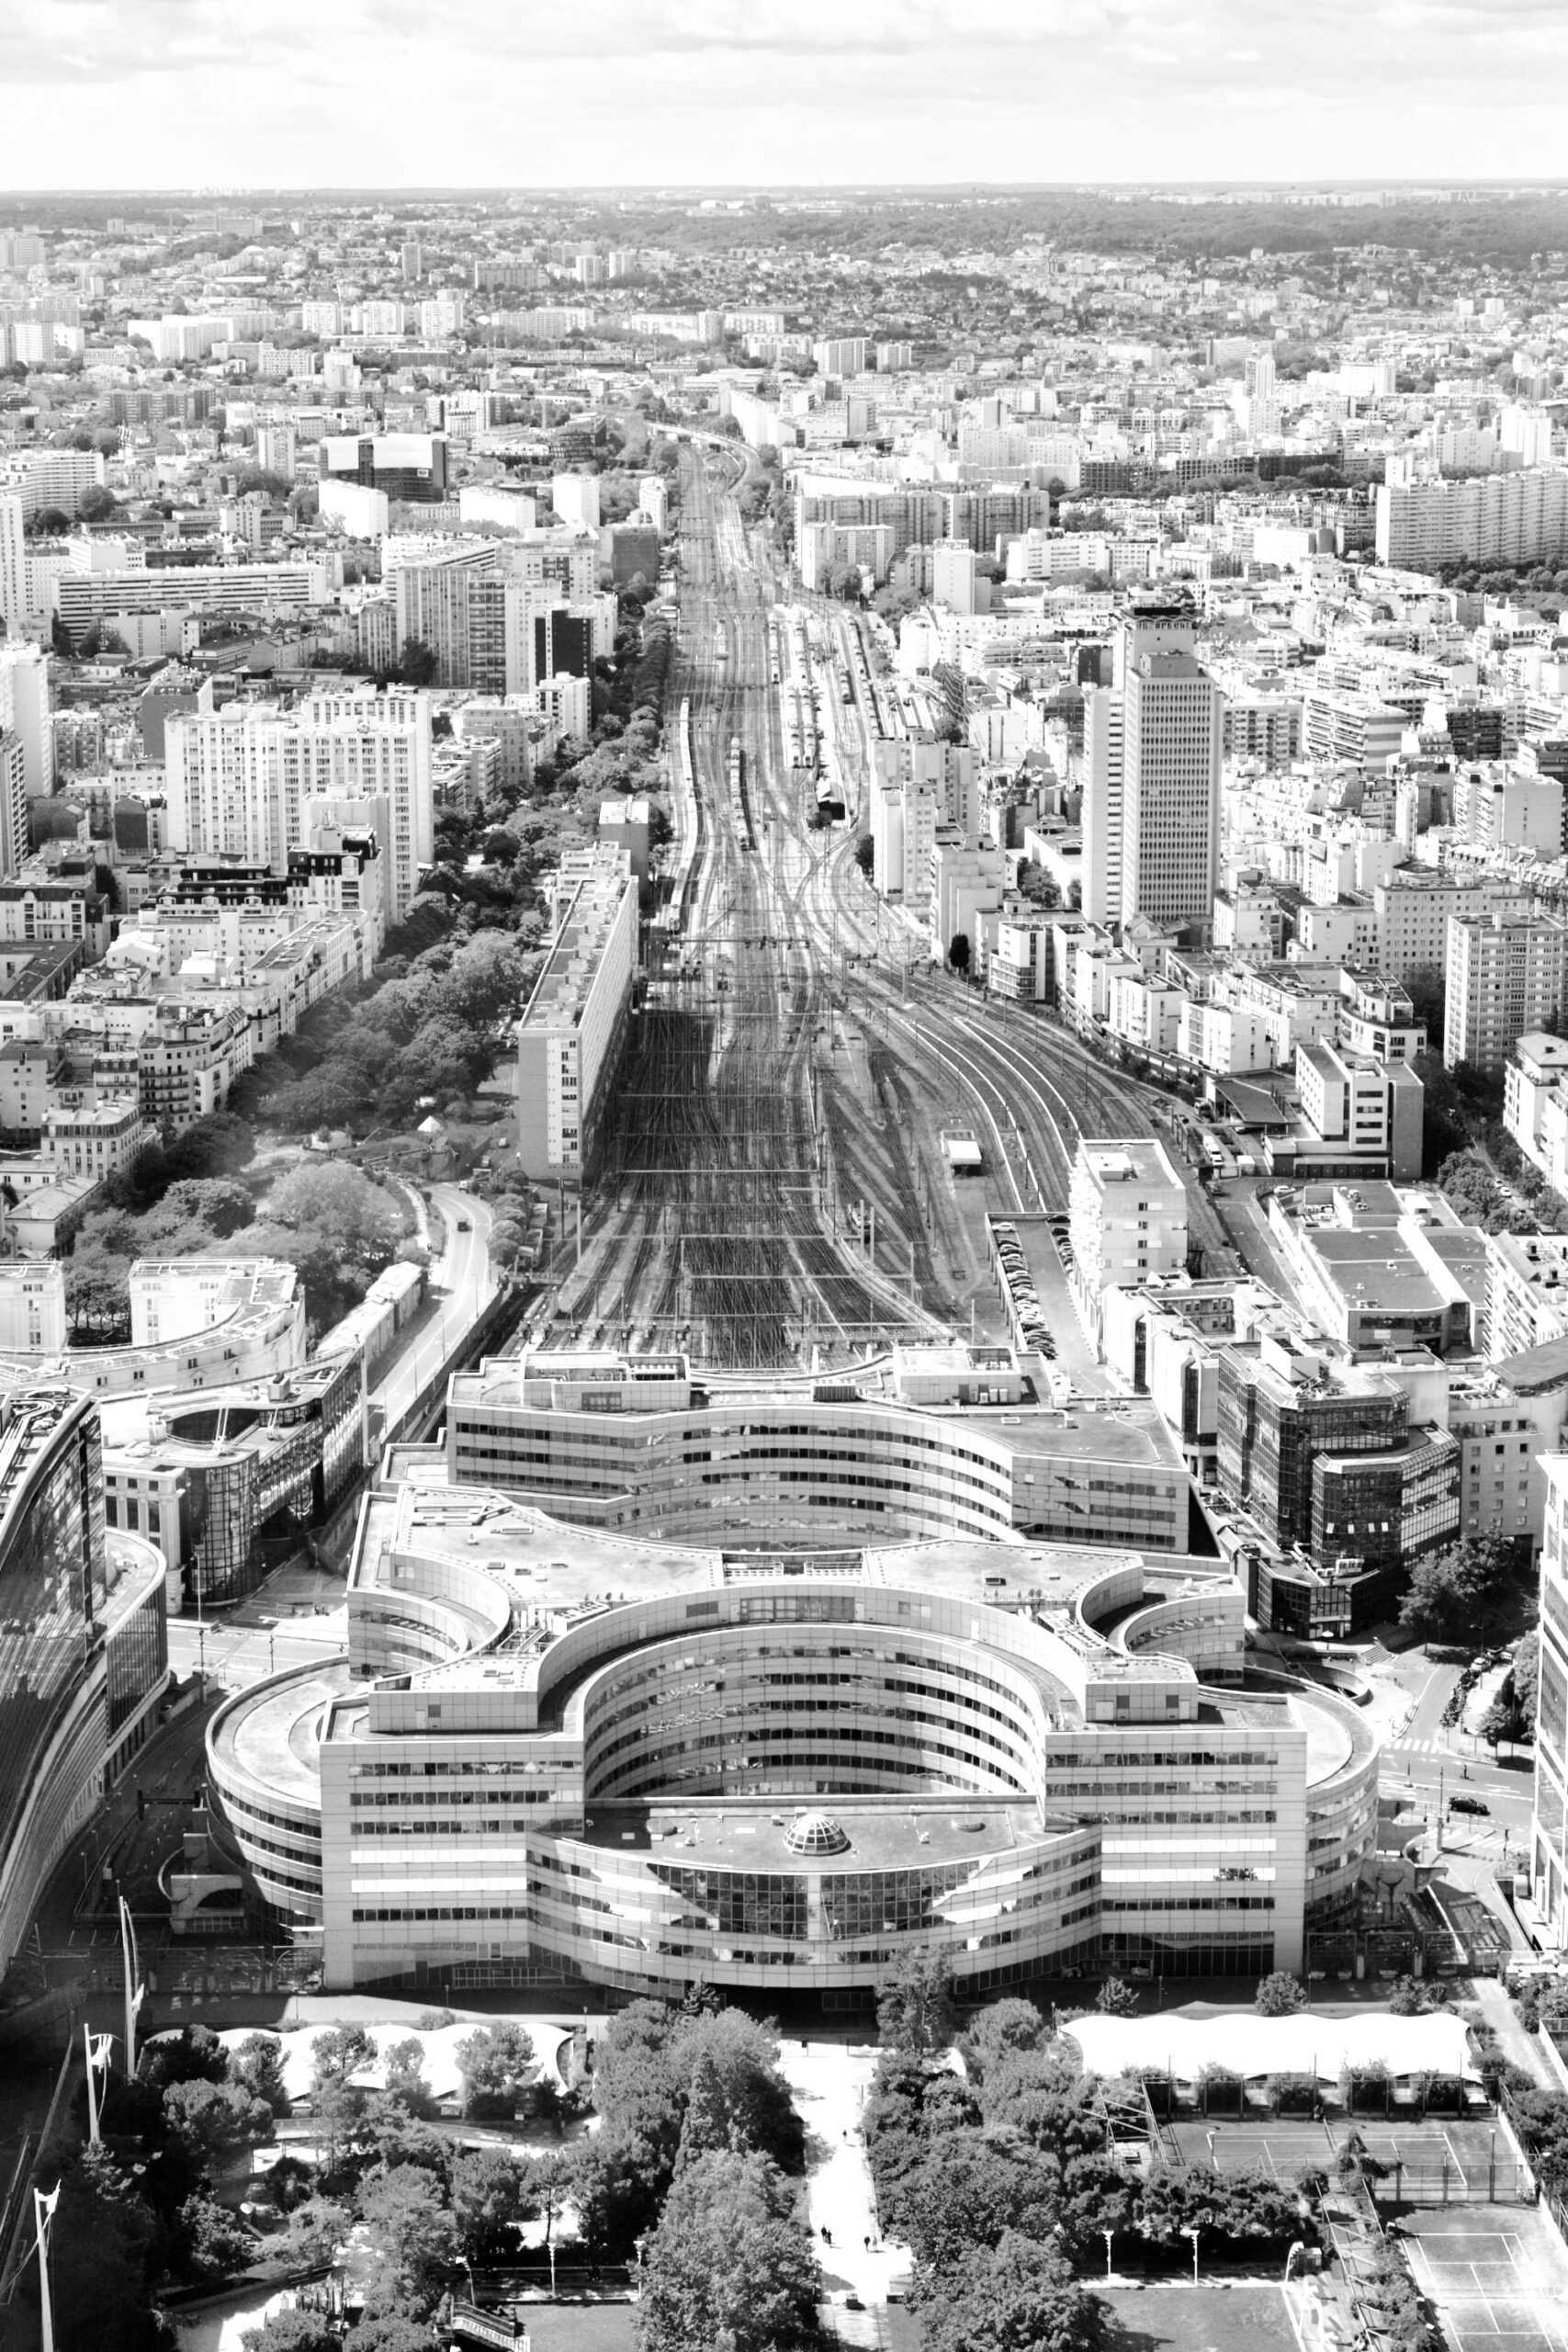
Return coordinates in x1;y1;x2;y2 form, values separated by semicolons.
1450;1793;1489;1816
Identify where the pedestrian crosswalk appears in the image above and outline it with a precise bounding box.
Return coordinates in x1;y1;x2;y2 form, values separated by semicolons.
1387;1737;1450;1756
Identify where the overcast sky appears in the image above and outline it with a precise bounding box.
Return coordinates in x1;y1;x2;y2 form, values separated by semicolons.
3;0;1565;193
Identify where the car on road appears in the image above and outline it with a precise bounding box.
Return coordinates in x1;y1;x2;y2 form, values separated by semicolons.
1450;1793;1490;1815
457;1218;471;1232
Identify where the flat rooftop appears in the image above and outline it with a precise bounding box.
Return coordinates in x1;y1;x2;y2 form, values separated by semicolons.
574;1800;1071;1873
210;1657;355;1801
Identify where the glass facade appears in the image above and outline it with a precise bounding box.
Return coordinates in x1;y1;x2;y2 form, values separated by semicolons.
107;1587;168;1735
0;1394;104;1843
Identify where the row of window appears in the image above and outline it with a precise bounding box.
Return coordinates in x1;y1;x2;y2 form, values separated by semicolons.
350;1788;565;1808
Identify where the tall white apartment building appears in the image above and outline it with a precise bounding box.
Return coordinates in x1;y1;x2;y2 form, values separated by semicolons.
1375;467;1568;568
164;689;434;920
255;422;299;481
869;737;980;906
0;642;51;803
1375;873;1531;983
389;539;500;686
1501;406;1555;469
551;474;600;532
1083;599;1221;931
813;337;867;378
2;448;105;519
637;477;669;533
514;854;637;1183
0;495;25;639
1444;910;1568;1076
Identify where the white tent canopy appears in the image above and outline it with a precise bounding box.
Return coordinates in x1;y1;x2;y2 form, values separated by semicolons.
1064;2010;1477;2085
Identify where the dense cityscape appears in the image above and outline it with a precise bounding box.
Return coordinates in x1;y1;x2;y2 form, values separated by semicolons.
6;174;1568;2352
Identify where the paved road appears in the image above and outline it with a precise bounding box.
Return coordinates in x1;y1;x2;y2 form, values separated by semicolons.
372;1182;496;1434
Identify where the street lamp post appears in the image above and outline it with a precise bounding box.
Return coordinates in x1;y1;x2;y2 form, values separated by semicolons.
1102;2228;1114;2280
1185;2226;1200;2286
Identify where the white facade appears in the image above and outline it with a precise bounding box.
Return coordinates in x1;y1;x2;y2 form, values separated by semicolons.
165;690;434;920
0;496;25;640
1084;603;1220;931
0;1261;64;1352
1445;912;1568;1077
551;473;601;531
319;479;390;537
1376;467;1568;568
1069;1136;1189;1344
0;642;50;810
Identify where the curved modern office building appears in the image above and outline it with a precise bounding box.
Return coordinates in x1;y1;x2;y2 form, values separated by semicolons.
444;1349;1192;1553
0;1387;169;1979
209;1435;1380;2000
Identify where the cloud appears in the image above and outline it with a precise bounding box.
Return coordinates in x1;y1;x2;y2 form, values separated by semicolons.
2;0;1566;182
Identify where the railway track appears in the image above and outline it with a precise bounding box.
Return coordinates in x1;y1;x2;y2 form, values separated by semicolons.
553;448;936;1367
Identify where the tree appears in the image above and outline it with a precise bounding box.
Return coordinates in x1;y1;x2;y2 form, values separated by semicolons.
1483;1631;1539;1748
1255;1971;1309;2017
920;2230;1107;2352
229;2031;290;2116
384;2036;439;2120
1094;1976;1138;2018
1514;1631;1540;1724
394;637;439;686
676;2050;732;2169
357;2165;459;2315
570;2132;660;2259
452;2147;532;2265
948;932;972;977
354;2316;445;2352
896;2128;1063;2280
164;2076;276;2165
853;834;875;878
178;2192;257;2281
267;1164;403;1272
47;2146;158;2352
639;2151;820;2352
311;2023;378;2088
78;484;118;523
1403;962;1446;1050
141;2023;230;2091
368;2112;455;2191
1139;2163;1299;2248
454;2020;535;2120
1399;1532;1520;1645
877;1948;956;2057
281;2194;352;2269
961;1998;1053;2087
242;2314;340;2352
164;1110;256;1181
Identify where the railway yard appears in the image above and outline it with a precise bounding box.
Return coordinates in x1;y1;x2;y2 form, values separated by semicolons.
530;442;1228;1373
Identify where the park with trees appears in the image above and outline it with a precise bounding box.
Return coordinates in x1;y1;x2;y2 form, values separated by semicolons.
863;1956;1318;2351
28;1960;1538;2352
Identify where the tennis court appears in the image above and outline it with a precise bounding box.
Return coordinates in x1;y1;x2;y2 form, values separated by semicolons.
1158;2117;1529;2202
1398;2209;1568;2352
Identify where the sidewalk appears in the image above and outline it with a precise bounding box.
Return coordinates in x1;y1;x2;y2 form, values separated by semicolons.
775;2041;912;2309
1469;1976;1557;2090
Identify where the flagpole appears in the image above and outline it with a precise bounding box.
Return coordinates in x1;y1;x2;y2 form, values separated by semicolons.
118;1895;139;2077
34;2186;59;2352
84;2023;98;2144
